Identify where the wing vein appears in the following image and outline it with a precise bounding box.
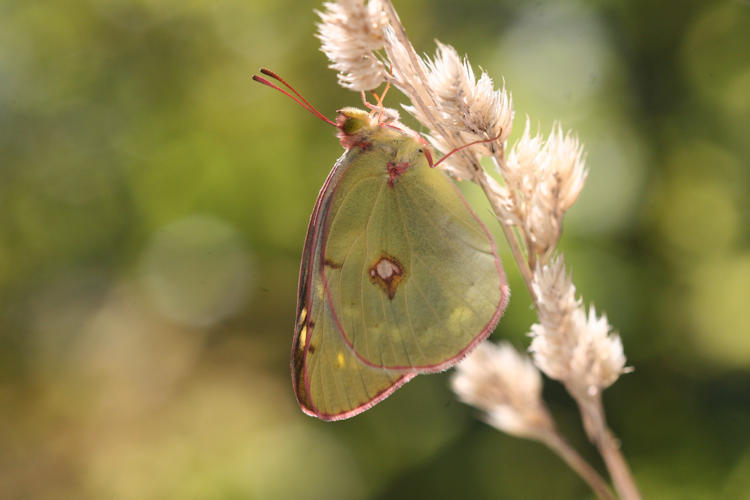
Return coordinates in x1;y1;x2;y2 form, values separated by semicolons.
359;178;387;364
395;187;427;365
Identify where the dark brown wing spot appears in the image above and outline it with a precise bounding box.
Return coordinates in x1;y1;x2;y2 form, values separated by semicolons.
368;254;405;300
324;259;342;269
387;161;411;187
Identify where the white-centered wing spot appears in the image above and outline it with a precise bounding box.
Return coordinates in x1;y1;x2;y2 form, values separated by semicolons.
368;255;405;300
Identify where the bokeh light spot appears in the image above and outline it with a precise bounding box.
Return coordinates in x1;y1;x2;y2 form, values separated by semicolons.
688;254;750;367
139;214;254;327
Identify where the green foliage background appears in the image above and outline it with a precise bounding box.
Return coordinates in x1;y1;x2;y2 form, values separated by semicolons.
1;1;749;498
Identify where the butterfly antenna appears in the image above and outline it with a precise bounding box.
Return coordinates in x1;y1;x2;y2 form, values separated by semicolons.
432;133;503;169
253;68;336;127
259;68;321;114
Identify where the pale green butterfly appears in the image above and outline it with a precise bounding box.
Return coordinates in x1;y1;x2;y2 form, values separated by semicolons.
254;69;509;420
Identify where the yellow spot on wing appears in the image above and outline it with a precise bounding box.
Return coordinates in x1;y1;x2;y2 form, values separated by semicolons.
299;326;307;349
299;307;307;325
447;306;472;331
336;352;345;367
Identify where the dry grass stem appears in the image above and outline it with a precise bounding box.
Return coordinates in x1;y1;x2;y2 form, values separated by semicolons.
452;342;616;500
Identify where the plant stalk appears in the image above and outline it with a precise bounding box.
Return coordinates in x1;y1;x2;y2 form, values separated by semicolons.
574;392;642;500
539;430;616;500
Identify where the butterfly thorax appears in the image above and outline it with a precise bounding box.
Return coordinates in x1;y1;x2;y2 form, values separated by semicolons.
335;107;429;183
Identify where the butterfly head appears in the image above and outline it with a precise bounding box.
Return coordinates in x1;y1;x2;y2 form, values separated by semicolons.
335;107;433;166
335;107;379;150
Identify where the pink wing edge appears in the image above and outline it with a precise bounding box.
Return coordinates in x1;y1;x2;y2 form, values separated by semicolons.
299;371;417;421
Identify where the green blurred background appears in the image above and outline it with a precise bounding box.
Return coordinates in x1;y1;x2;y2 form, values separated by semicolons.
1;0;749;498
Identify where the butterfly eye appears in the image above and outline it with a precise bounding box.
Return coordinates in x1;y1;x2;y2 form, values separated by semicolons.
343;116;364;134
417;148;423;153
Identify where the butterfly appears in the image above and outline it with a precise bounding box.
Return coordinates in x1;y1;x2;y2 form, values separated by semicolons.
254;69;509;420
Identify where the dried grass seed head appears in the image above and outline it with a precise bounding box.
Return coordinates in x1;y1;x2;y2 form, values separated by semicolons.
423;43;513;152
504;122;587;255
317;0;388;91
528;257;629;395
452;341;554;438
